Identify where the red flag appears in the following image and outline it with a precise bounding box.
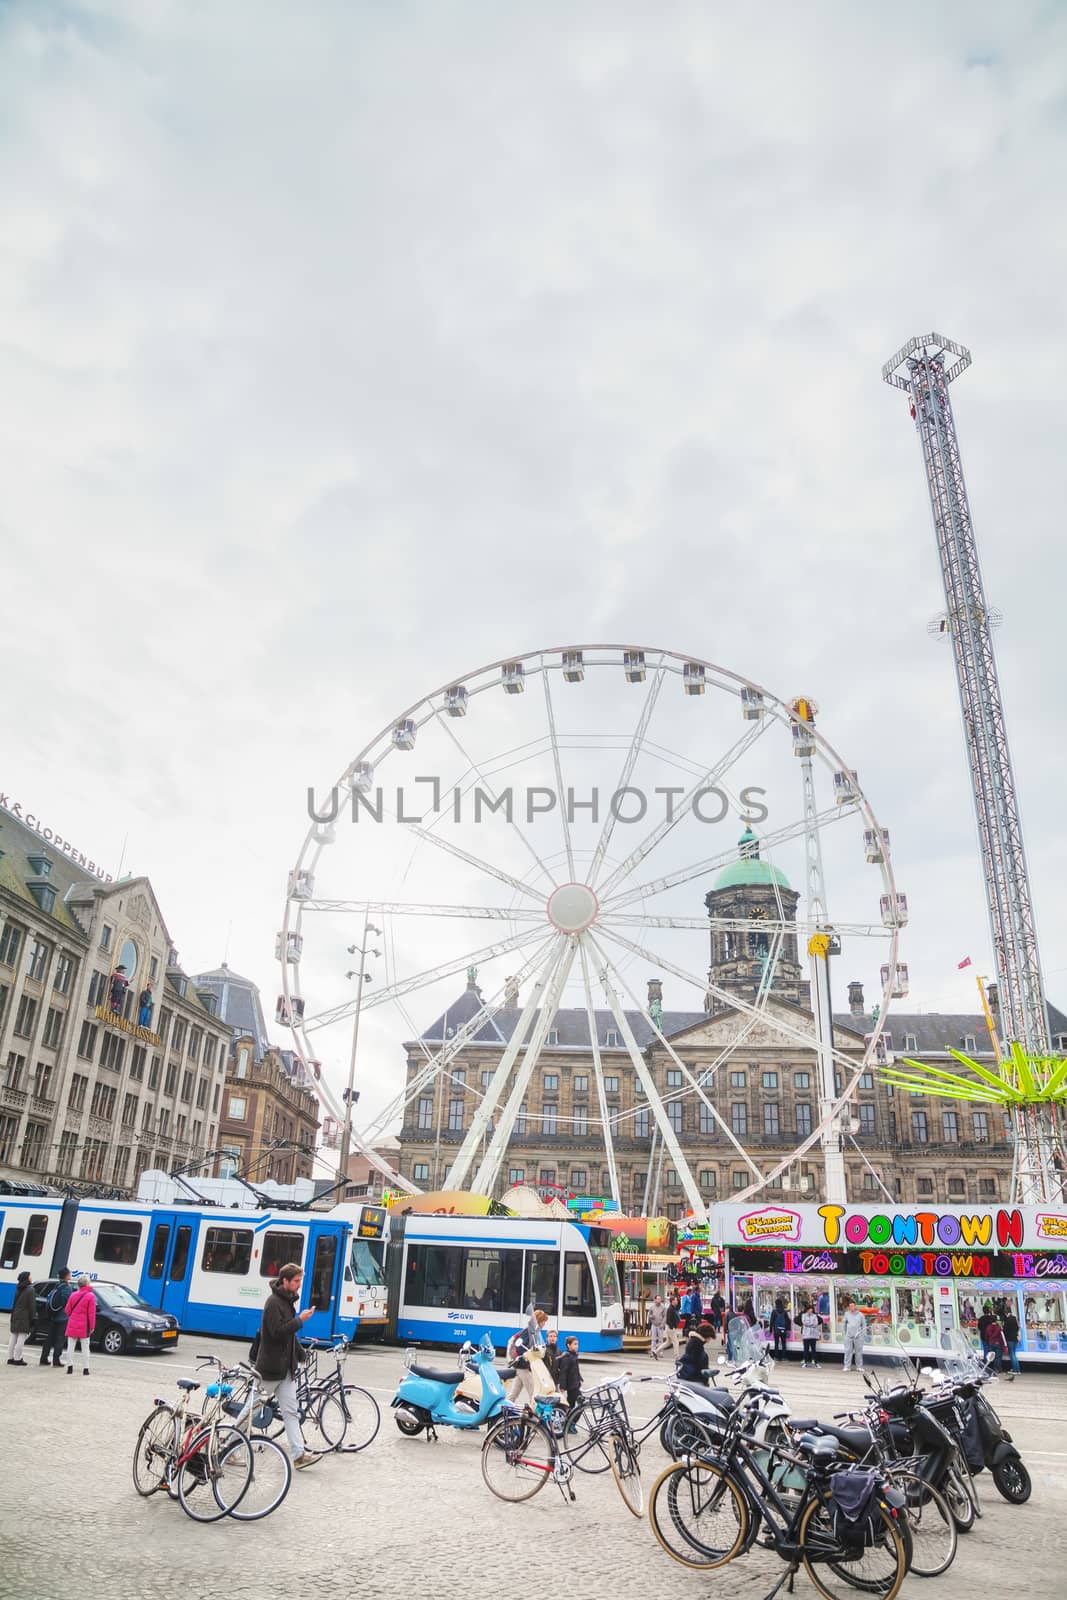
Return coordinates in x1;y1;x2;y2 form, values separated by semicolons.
957;956;973;970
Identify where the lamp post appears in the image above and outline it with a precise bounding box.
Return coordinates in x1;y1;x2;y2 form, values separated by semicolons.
336;914;381;1188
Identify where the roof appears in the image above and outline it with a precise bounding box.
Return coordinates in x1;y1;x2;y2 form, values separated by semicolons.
713;827;791;892
192;963;271;1056
0;805;96;940
840;1005;1067;1054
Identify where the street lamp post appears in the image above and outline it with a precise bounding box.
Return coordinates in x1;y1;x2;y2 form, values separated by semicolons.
336;913;381;1188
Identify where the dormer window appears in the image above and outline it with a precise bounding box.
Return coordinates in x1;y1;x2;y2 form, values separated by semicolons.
546;1029;559;1047
605;1030;620;1047
28;883;57;914
26;854;52;878
963;1035;977;1054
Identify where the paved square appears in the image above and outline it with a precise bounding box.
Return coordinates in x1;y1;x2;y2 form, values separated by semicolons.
2;1337;1064;1600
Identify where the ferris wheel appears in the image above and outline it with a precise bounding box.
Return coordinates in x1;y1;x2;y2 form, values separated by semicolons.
278;645;904;1218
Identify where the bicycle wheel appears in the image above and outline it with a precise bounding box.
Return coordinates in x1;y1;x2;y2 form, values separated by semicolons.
313;1384;381;1452
648;1458;748;1570
611;1436;645;1518
480;1414;555;1502
132;1405;177;1497
176;1426;252;1523
222;1434;293;1521
799;1493;907;1600
888;1471;957;1579
941;1467;975;1533
662;1412;715;1459
562;1406;612;1474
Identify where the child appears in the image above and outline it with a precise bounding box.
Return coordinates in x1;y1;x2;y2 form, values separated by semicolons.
800;1303;821;1368
555;1335;583;1410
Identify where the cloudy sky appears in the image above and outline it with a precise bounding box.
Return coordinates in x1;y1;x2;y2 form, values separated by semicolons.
2;1;1065;1120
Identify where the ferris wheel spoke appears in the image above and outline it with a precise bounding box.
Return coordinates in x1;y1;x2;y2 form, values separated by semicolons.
599;912;889;937
301;899;546;921
587;931;765;1183
472;936;577;1195
541;668;576;881
576;938;621;1208
600;801;854;913
587;662;667;889
432;707;560;892
596;719;771;901
301;925;545;1033
402;820;549;905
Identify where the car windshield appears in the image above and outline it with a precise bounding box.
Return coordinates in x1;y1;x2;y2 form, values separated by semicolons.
93;1283;151;1310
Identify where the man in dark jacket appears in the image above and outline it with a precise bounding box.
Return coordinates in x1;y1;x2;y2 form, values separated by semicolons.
38;1268;72;1368
254;1263;315;1466
555;1335;583;1411
677;1321;715;1384
7;1271;36;1364
1002;1310;1021;1378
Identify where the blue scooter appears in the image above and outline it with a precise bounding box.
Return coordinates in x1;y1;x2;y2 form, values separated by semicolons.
392;1332;510;1438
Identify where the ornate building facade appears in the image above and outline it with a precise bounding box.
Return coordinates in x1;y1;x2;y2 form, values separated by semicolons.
397;834;1065;1211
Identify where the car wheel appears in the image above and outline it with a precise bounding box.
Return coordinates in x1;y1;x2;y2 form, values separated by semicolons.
102;1326;127;1356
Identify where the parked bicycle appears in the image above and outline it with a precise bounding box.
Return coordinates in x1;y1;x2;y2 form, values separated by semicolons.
481;1376;645;1516
263;1335;380;1453
131;1357;256;1523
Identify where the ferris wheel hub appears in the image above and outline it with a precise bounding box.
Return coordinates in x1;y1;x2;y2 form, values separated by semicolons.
546;881;599;934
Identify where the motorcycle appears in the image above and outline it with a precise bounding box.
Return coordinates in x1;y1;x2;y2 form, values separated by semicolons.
392;1332;509;1438
934;1333;1031;1505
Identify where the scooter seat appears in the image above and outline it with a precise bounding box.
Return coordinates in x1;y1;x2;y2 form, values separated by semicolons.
409;1362;466;1385
675;1382;737;1411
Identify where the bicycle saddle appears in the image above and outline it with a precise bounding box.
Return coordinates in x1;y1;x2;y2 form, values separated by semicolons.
796;1432;842;1460
791;1420;872;1453
408;1362;466;1385
176;1379;200;1392
675;1382;737;1411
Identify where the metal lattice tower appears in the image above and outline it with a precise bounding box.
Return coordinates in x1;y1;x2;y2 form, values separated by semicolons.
883;333;1058;1202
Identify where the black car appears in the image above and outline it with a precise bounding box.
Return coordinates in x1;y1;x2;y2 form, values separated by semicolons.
31;1280;180;1355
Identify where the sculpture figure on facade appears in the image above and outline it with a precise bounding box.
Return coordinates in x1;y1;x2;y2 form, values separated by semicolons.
138;981;154;1028
109;965;130;1014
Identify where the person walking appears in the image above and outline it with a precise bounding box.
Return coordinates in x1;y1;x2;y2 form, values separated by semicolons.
7;1271;36;1365
688;1284;703;1328
1002;1309;1021;1378
63;1276;97;1375
555;1335;583;1412
800;1303;821;1368
977;1304;993;1363
709;1288;726;1339
841;1299;867;1372
253;1262;316;1467
770;1298;791;1360
648;1295;667;1360
39;1268;72;1368
677;1321;716;1384
665;1292;682;1360
985;1313;1008;1374
507;1309;548;1408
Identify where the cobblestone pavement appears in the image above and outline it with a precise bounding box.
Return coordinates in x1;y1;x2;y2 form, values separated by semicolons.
1;1336;1064;1600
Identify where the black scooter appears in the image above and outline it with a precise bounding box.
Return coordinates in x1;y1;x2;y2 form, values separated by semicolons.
947;1365;1031;1504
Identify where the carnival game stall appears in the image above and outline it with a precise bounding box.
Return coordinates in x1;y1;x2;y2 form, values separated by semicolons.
710;1199;1067;1364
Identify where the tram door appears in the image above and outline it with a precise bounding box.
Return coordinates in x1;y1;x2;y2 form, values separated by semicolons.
141;1213;195;1322
303;1222;346;1339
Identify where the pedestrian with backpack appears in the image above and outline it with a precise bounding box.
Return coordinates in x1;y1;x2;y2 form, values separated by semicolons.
39;1268;72;1368
63;1276;97;1375
253;1262;316;1468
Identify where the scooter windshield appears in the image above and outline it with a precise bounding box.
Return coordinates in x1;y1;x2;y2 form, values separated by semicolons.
726;1315;770;1366
478;1332;495;1357
937;1326;985;1380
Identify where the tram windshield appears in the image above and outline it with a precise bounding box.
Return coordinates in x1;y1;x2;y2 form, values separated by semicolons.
590;1245;620;1309
350;1238;385;1287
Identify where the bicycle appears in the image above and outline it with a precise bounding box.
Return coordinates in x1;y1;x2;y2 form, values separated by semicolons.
131;1358;255;1523
262;1336;380;1453
203;1362;294;1521
481;1378;645;1517
648;1400;908;1600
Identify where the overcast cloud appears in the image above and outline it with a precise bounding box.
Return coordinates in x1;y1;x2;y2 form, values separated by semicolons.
1;1;1065;1116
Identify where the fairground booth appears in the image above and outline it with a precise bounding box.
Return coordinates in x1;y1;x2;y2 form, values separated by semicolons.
710;1200;1067;1364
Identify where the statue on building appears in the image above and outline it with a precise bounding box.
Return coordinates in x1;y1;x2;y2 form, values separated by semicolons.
504;974;520;1008
138;981;154;1028
109;965;130;1014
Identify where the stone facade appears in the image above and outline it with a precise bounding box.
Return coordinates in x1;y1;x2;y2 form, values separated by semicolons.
216;1034;319;1186
0;806;232;1193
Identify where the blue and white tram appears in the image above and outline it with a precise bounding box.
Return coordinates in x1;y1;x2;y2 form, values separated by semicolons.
386;1213;624;1352
0;1193;389;1342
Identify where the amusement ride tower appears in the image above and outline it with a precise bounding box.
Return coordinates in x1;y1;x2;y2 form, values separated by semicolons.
883;333;1059;1203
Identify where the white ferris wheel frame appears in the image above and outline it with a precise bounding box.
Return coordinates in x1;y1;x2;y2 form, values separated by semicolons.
279;644;902;1218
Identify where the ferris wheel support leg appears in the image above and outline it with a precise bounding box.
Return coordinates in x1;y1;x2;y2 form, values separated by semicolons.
444;940;561;1191
812;946;846;1204
473;937;578;1197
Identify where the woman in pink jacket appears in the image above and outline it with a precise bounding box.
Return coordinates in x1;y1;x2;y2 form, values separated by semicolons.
63;1276;97;1376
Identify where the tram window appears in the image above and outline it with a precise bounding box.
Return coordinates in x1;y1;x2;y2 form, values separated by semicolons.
407;1243;464;1308
170;1225;192;1281
310;1234;336;1310
526;1251;560;1316
24;1213;47;1257
94;1218;142;1266
201;1226;253;1275
1;1228;24;1270
462;1247;523;1314
260;1231;305;1278
562;1252;596;1320
147;1223;170;1279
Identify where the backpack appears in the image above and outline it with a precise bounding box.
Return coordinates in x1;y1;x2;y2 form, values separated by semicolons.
47;1283;68;1315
